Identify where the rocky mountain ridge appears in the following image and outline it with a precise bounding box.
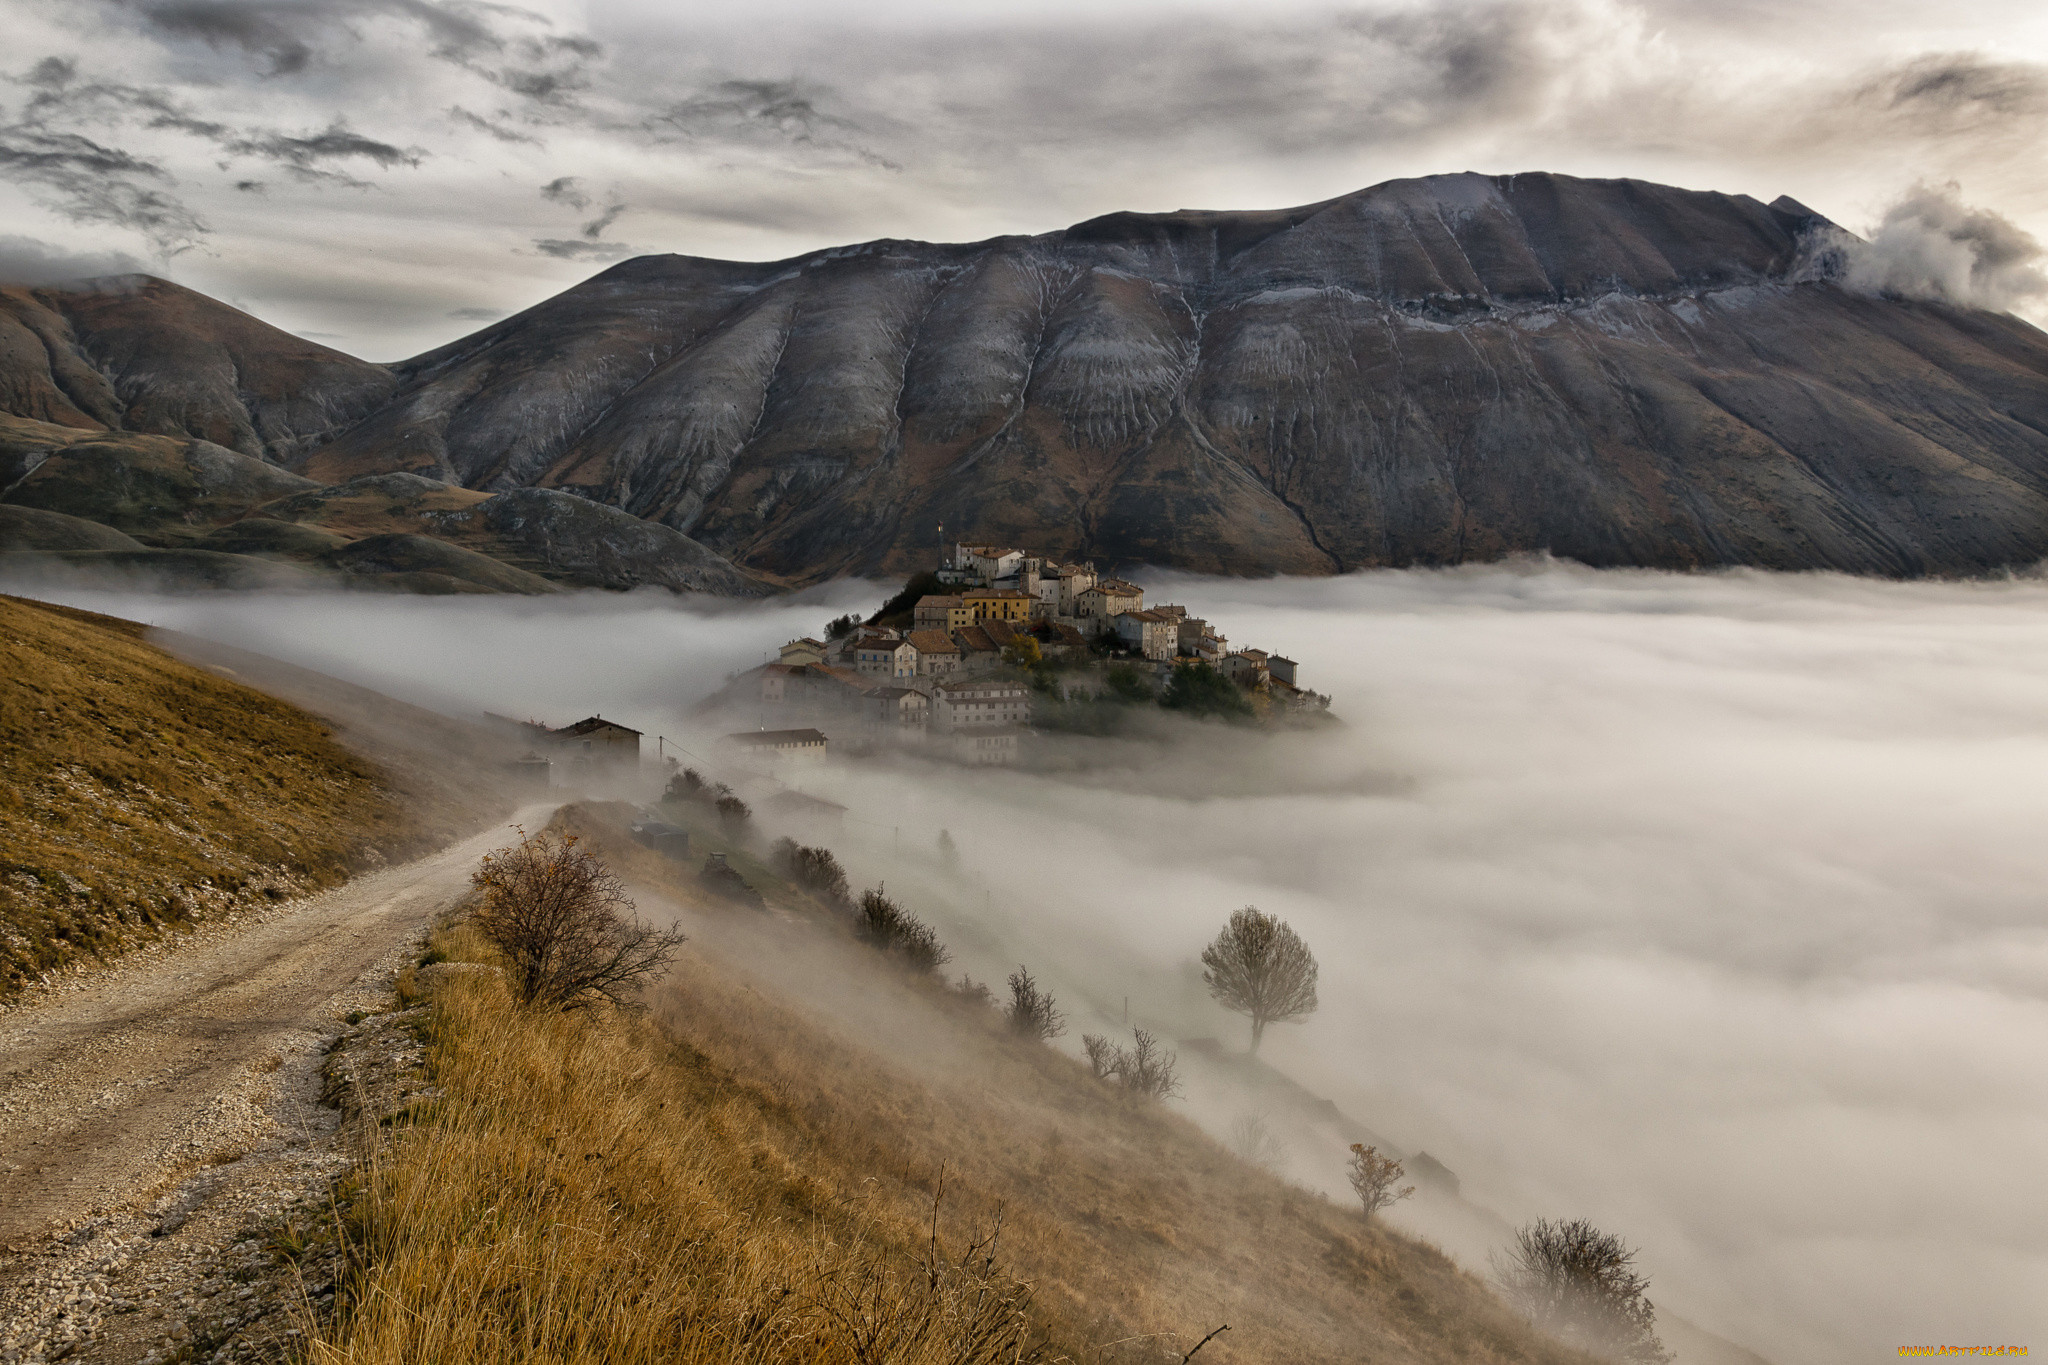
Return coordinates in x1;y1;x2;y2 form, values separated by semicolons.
5;171;2047;589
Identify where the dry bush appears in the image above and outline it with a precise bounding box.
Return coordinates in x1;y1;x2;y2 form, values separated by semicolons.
773;837;852;909
1004;965;1065;1042
1079;1028;1182;1100
856;886;951;975
1492;1219;1673;1363
1228;1113;1284;1170
1081;1033;1116;1079
716;793;753;840
1347;1144;1414;1222
469;829;684;1010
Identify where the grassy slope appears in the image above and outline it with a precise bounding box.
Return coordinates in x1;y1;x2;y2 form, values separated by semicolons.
323;801;1603;1365
0;594;504;999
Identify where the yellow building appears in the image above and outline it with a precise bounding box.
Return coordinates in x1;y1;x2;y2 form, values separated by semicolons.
961;587;1035;622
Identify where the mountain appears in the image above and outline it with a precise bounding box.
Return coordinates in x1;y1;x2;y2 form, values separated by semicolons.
7;172;2048;587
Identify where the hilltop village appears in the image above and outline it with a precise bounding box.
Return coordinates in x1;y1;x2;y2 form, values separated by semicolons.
704;543;1330;766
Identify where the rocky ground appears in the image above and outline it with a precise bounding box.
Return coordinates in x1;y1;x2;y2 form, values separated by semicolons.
0;811;550;1364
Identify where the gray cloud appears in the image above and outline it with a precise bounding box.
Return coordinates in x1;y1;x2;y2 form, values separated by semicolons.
1838;183;2048;311
446;305;502;319
0;232;148;283
226;121;420;170
580;201;625;239
133;0;503;75
1857;52;2048;134
0;124;207;251
449;104;540;145
530;237;633;260
539;174;586;209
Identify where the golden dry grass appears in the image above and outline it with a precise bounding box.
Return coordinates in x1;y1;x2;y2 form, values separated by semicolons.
318;804;1600;1365
0;594;485;997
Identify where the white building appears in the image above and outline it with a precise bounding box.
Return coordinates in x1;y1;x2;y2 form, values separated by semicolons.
722;727;830;772
933;677;1032;731
855;637;919;680
1114;609;1180;662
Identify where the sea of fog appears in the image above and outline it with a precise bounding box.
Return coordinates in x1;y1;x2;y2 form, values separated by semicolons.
12;561;2047;1363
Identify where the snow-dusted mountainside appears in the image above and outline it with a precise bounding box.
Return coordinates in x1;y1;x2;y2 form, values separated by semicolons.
10;172;2048;583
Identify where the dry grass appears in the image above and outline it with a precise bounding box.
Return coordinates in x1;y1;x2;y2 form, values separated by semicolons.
0;594;494;998
317;805;1600;1365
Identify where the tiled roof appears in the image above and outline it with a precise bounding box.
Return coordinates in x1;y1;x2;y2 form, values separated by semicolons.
555;716;642;737
725;728;829;746
906;630;959;653
955;626;997;652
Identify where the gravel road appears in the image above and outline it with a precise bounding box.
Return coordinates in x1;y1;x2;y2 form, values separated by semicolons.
0;804;553;1362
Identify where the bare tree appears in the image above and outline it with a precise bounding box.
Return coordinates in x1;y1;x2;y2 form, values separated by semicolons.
1081;1033;1116;1079
1491;1218;1673;1364
1111;1027;1181;1099
470;829;685;1011
772;837;851;908
856;885;952;974
1346;1144;1414;1222
1199;905;1319;1051
1005;966;1065;1041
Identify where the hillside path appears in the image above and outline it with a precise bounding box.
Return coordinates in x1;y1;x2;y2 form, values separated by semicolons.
0;805;550;1249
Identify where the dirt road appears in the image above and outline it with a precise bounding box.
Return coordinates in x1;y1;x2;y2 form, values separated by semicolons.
0;805;551;1361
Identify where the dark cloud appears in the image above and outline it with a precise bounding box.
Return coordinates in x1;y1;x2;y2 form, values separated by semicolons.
0;232;149;284
449;105;540;145
530;237;634;260
220;121;422;184
580;202;625;239
1859;52;2048;132
133;0;502;76
539;175;586;209
28;57;77;88
234;178;264;191
0;125;207;251
447;305;503;319
651;78;861;146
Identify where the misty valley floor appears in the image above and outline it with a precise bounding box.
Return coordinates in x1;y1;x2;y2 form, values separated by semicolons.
5;563;2046;1361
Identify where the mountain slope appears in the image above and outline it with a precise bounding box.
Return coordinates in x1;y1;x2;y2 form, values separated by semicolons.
8;172;2048;584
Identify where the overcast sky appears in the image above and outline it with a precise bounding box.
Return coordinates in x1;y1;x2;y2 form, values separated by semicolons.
2;0;2045;359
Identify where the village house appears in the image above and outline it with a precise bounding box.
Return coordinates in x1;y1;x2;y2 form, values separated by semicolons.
906;629;961;677
913;595;973;631
962;587;1035;622
855;636;919;680
933;676;1032;731
1218;649;1271;688
1050;562;1098;614
952;729;1021;766
954;624;1003;672
722;727;830;771
550;716;642;766
778;638;827;666
864;685;931;735
1267;656;1298;687
767;789;846;837
1074;578;1143;633
1114;608;1180;662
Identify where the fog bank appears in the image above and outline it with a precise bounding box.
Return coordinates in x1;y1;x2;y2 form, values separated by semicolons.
11;562;2047;1362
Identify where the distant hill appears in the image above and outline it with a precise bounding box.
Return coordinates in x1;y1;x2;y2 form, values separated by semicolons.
7;172;2048;588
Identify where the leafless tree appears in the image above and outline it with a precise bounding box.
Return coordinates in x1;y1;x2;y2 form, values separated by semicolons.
1346;1144;1414;1222
1200;905;1319;1052
1081;1033;1116;1079
1110;1027;1182;1099
469;829;685;1011
1491;1218;1673;1364
1005;966;1065;1041
773;837;851;908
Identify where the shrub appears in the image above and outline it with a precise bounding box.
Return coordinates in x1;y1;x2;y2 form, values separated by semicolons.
1109;1027;1181;1099
954;975;994;1008
856;886;952;975
824;612;861;640
1004;966;1065;1042
1082;1027;1182;1099
1103;664;1153;703
773;837;852;908
665;768;708;803
469;829;686;1011
1346;1144;1414;1222
1491;1219;1673;1364
715;794;752;840
1160;661;1254;720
